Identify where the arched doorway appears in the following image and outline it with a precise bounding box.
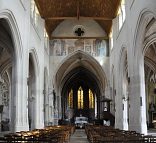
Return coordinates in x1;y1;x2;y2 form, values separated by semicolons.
132;10;156;134
120;48;129;130
0;13;23;132
144;41;156;129
28;53;37;130
43;68;49;126
54;51;107;124
142;16;156;130
0;19;13;132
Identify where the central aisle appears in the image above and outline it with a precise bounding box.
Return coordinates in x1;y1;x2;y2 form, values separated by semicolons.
69;129;89;143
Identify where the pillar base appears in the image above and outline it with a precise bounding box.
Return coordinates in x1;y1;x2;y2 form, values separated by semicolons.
129;124;147;135
15;124;29;132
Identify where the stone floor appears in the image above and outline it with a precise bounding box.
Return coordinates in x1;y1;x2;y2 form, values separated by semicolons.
148;129;156;136
69;129;89;143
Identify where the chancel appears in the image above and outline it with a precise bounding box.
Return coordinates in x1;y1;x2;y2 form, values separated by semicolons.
0;0;156;142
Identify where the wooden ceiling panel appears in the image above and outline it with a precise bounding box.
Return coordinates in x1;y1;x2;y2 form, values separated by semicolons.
79;0;116;18
96;20;112;34
45;19;63;36
36;0;77;17
35;0;121;38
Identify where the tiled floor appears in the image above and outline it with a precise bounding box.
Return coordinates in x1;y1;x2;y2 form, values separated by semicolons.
69;129;89;143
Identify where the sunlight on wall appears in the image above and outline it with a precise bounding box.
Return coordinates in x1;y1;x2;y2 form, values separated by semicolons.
118;0;126;30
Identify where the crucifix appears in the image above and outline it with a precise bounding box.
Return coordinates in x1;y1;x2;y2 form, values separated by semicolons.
75;28;84;36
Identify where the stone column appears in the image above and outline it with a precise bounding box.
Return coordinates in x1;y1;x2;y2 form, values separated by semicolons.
122;80;129;130
34;71;44;129
129;57;147;134
122;99;129;130
48;88;54;125
115;85;123;129
44;89;49;126
14;58;29;131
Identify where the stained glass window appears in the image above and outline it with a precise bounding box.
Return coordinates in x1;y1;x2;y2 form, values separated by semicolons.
68;89;73;108
89;89;94;109
78;87;83;109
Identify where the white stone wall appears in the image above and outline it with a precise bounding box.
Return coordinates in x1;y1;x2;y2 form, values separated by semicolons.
111;0;156;134
52;19;106;37
1;0;156;135
0;0;46;131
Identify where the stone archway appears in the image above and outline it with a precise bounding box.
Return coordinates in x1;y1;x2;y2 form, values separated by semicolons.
119;47;129;130
0;19;13;132
144;39;156;129
132;10;156;134
61;67;100;122
0;10;23;132
28;50;39;130
43;67;49;126
54;51;107;123
28;54;36;130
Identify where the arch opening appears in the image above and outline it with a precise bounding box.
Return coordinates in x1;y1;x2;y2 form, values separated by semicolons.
28;53;37;130
54;51;107;125
0;18;16;132
134;10;156;133
61;66;101;123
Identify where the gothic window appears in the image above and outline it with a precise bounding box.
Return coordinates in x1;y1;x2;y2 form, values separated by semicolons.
78;86;83;109
68;89;73;108
89;89;94;109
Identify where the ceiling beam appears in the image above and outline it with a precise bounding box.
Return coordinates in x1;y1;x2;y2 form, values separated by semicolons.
50;36;109;40
77;0;80;20
45;16;113;21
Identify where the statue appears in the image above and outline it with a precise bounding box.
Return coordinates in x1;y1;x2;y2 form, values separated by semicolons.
53;89;56;109
149;102;155;112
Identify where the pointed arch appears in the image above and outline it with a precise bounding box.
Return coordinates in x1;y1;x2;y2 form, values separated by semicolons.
118;46;129;130
54;50;107;93
28;48;40;130
133;9;156;59
131;9;156;134
0;9;24;132
29;49;40;76
0;9;23;60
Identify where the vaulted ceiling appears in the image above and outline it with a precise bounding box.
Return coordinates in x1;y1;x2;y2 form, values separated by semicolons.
35;0;121;38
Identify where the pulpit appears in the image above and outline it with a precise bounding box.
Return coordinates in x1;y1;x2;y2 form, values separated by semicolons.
101;98;115;126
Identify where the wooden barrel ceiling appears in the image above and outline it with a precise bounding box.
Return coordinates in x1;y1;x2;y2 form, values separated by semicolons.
35;0;121;38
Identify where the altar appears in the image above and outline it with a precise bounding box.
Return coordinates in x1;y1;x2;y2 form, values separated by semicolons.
75;116;88;128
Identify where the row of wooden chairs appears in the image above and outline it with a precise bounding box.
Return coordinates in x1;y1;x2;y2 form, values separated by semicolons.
0;125;75;143
85;125;156;143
